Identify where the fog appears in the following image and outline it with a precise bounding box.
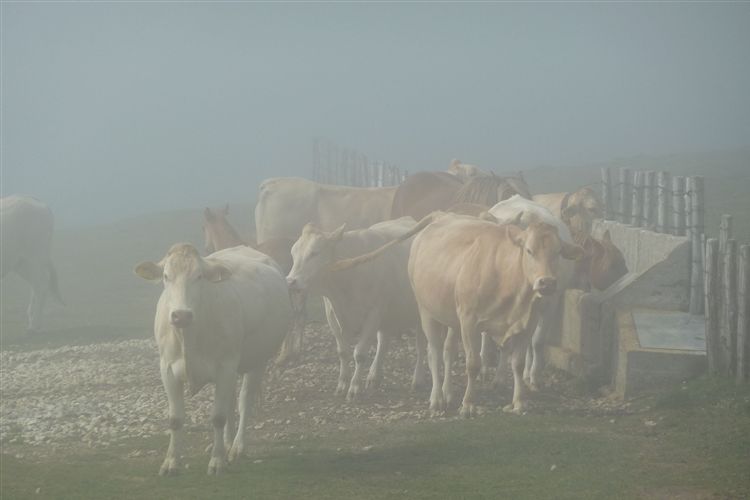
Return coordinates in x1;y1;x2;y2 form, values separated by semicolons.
2;2;749;227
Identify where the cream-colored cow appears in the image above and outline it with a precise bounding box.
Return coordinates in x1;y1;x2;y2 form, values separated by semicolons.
255;177;398;363
135;244;291;475
1;195;63;332
407;213;582;416
286;217;427;400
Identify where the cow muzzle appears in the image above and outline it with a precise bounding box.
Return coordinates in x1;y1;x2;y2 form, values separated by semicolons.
170;309;194;328
286;277;307;312
533;277;557;296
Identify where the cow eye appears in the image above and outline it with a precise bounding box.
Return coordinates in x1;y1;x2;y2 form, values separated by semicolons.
526;248;533;256
163;273;169;281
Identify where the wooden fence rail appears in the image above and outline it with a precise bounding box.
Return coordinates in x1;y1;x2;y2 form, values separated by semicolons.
312;138;407;187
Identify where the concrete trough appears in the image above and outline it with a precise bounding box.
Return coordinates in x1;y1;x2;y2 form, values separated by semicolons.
546;219;707;397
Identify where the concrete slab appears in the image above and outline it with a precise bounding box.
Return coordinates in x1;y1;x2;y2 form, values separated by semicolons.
633;310;706;351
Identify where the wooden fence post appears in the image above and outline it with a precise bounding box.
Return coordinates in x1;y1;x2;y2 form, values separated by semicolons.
705;238;720;375
601;168;613;220
719;215;733;256
657;171;671;233
644;171;657;229
737;244;750;384
618;168;631;224
688;176;705;315
722;240;738;376
631;171;645;227
672;176;686;236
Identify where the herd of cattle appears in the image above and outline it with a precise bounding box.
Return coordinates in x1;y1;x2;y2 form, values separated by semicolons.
0;160;629;475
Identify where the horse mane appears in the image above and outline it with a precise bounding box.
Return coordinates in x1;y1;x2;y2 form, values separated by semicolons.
451;174;530;206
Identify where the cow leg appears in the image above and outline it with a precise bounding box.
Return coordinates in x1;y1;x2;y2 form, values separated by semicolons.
411;326;428;391
325;299;350;397
525;321;544;392
17;260;49;333
229;366;264;462
442;327;458;409
366;330;389;391
492;344;509;388
224;384;237;451
504;335;531;415
348;310;380;401
208;367;237;475
420;310;447;415
480;332;498;383
459;317;482;418
159;363;185;476
276;294;307;366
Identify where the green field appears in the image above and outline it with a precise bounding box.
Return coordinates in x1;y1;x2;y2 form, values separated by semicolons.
2;379;749;499
2;151;750;499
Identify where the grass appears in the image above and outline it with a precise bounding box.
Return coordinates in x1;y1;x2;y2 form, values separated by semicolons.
2;379;749;499
2;150;750;498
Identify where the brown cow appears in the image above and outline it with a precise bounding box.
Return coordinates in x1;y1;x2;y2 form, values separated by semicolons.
390;162;531;220
407;213;583;416
533;187;603;240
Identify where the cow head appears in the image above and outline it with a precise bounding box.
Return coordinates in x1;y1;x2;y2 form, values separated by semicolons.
286;223;346;295
135;243;231;328
585;230;628;291
509;222;584;296
561;187;604;237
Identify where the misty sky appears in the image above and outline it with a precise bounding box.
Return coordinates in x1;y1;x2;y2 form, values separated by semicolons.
2;2;749;227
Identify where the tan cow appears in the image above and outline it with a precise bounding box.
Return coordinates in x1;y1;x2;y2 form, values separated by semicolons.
1;195;63;332
135;244;291;475
407;213;582;416
533;187;603;240
485;196;627;390
286;217;427;400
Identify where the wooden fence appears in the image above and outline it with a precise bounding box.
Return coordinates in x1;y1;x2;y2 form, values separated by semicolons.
600;168;706;314
312;138;407;187
704;216;750;383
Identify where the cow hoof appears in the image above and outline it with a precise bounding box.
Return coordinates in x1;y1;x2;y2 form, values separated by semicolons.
159;459;180;476
346;387;361;402
502;404;524;415
207;457;226;475
365;377;380;391
227;445;244;463
459;404;476;418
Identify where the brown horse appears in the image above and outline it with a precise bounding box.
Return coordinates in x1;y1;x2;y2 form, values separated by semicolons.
391;168;532;220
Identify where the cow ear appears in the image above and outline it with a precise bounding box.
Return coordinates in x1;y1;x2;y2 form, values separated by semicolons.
203;262;232;283
561;205;579;220
479;211;497;223
328;224;346;241
511;211;524;226
135;261;163;281
507;225;525;248
602;229;612;243
561;241;585;261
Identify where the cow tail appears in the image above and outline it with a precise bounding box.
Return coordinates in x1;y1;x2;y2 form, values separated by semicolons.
328;212;439;272
49;261;64;306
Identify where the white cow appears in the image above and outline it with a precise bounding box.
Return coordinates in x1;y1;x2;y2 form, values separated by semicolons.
135;244;291;475
255;177;397;244
255;177;398;363
286;217;427;400
1;195;63;332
